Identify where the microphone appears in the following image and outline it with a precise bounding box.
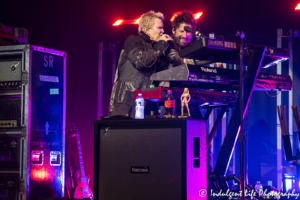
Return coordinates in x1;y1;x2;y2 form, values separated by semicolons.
184;26;206;38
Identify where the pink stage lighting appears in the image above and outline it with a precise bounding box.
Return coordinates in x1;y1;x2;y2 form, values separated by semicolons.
113;18;140;26
113;20;123;26
114;11;203;26
171;12;203;22
194;12;203;19
296;3;300;10
134;18;140;24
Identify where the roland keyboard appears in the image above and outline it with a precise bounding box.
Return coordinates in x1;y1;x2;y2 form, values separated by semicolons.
150;64;293;91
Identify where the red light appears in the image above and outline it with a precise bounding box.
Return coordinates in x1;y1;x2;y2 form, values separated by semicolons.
194;12;203;19
113;18;141;26
32;168;50;180
170;12;203;22
134;18;140;24
170;14;177;22
296;3;300;10
113;20;123;26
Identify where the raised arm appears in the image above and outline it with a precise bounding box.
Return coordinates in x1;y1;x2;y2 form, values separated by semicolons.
126;35;170;69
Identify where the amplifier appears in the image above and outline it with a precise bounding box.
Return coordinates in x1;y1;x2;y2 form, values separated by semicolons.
0;45;66;200
0;55;23;92
0;173;19;200
94;118;207;200
0;98;21;128
0;60;22;82
0;136;20;170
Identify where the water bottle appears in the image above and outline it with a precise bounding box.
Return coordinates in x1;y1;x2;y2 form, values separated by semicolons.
165;90;174;116
135;93;144;119
255;181;263;196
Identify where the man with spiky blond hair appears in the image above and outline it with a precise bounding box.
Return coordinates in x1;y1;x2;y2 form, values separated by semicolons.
138;11;163;33
109;10;173;118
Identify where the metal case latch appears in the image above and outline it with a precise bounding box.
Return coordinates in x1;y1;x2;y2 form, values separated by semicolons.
21;70;28;85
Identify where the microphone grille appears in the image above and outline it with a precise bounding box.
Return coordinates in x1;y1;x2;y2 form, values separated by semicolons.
184;26;189;31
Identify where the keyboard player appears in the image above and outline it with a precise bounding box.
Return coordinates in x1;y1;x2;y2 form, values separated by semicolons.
166;10;197;67
163;11;226;69
164;10;213;173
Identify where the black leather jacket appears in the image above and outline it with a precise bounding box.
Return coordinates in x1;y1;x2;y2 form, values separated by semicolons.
109;31;170;118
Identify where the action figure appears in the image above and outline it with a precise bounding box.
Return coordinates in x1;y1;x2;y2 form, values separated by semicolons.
181;88;191;117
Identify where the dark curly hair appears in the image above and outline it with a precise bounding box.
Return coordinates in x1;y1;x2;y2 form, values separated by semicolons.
171;11;197;31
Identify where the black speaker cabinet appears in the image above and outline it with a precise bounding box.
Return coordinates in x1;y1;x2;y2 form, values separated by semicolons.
94;118;207;200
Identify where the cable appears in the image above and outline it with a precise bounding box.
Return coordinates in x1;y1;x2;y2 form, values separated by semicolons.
264;87;281;97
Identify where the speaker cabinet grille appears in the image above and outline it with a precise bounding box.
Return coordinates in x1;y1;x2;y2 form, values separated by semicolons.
94;118;206;200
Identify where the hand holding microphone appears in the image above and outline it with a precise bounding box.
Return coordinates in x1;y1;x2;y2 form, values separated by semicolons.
159;34;173;42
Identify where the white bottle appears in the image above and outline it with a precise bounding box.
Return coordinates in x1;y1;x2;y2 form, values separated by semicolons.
255;181;263;196
135;94;144;119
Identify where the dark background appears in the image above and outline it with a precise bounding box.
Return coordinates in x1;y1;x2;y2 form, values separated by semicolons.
1;0;300;195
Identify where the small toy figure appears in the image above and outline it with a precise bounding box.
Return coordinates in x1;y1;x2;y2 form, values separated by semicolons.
181;88;191;117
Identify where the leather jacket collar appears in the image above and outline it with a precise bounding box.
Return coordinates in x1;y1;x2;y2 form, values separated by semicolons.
139;31;152;43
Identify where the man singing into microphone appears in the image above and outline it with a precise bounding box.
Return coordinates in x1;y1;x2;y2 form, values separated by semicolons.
158;11;196;88
167;10;197;66
167;10;213;174
109;10;173;118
